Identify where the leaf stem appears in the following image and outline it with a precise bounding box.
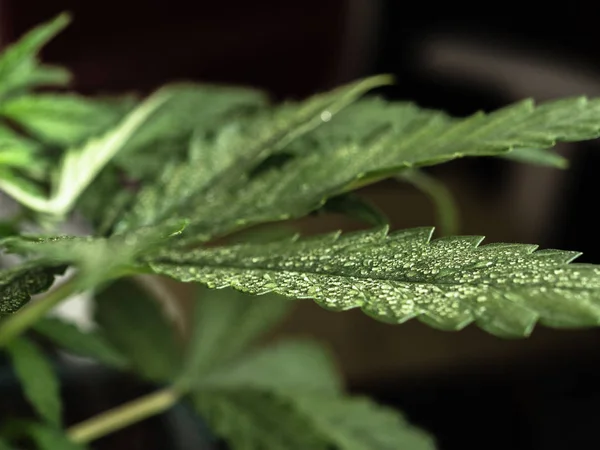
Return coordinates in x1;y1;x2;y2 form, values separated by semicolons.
397;169;460;236
0;276;80;347
67;387;182;444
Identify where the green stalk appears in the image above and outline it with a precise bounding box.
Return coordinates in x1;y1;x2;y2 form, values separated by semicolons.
67;387;182;444
396;169;460;236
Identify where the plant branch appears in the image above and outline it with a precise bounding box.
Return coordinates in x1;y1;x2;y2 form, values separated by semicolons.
0;276;80;347
396;170;460;236
67;386;182;444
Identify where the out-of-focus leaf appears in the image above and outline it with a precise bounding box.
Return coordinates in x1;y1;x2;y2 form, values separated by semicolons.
0;13;71;99
34;317;128;369
27;423;86;450
180;287;293;383
94;279;182;382
500;147;569;168
5;337;61;426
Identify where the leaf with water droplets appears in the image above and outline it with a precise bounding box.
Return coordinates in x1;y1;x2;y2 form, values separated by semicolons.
117;75;392;233
149;94;600;245
0;222;184;316
0;263;64;316
302;95;600;188
149;227;600;338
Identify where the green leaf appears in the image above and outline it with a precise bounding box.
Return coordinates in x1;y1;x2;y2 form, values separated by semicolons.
27;423;86;450
73;166;133;235
0;263;64;316
397;169;459;236
0;220;19;238
19;64;71;93
150;226;600;338
197;339;342;394
0;85;168;216
5;337;61;426
0;169;48;213
325;96;600;185
94;279;182;382
0;438;14;450
33;317;128;369
500;147;569;168
321;193;389;227
180;287;293;383
0;125;41;170
0;13;71;99
0;93;136;147
191;340;432;450
114;83;269;179
191;339;339;449
117;75;392;232
170;94;600;243
44;87;174;217
290;395;436;450
2;221;185;287
194;389;330;449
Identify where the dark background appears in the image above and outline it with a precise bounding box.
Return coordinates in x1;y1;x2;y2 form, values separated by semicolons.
2;1;600;448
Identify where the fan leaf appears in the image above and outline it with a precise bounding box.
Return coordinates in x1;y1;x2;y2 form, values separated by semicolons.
0;13;71;99
5;337;62;426
150;227;600;337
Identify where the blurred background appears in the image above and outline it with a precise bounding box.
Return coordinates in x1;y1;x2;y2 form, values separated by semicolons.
2;1;600;448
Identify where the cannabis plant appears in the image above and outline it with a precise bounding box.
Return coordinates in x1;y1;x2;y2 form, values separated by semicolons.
1;13;600;449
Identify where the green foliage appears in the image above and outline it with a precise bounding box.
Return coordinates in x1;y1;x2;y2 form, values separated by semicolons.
1;86;174;216
0;125;41;170
397;169;459;236
0;13;71;100
5;337;62;427
149;226;600;337
194;389;332;449
3;12;600;450
500;146;569;168
184;292;432;449
26;423;86;450
1;220;185;288
196;339;342;393
0;264;64;316
180;287;293;382
94;279;183;382
113;83;268;180
192;340;433;449
0;93;136;147
33;317;128;369
116;75;392;234
308;96;600;181
116;94;600;246
290;395;436;450
321;193;389;227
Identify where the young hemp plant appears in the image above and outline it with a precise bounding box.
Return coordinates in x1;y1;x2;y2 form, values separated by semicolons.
1;13;600;450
